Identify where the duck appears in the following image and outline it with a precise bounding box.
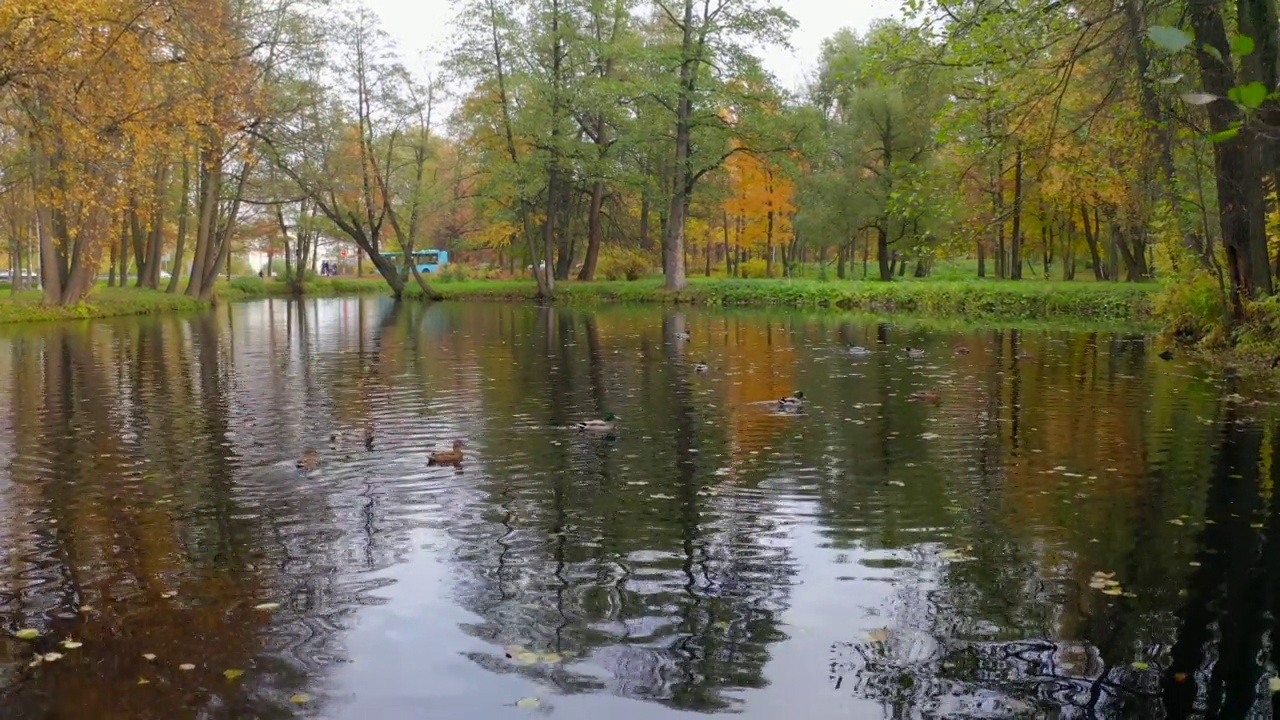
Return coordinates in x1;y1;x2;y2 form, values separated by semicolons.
849;346;871;357
910;388;941;403
675;331;692;341
577;413;618;433
694;361;709;373
1159;349;1174;361
296;448;318;471
363;424;375;450
906;347;926;359
953;344;970;355
427;440;465;465
778;391;805;410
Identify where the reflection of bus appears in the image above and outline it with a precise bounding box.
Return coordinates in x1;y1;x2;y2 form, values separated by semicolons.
381;249;449;274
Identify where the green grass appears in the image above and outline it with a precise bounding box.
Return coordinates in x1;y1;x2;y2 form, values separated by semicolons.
0;273;1160;326
0;287;207;324
424;276;1157;323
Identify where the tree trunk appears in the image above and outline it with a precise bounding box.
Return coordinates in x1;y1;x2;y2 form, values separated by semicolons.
167;157;191;294
579;179;606;280
1009;144;1023;280
1189;0;1273;315
876;225;891;280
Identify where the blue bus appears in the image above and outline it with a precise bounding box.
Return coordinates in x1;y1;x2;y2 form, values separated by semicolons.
382;249;449;274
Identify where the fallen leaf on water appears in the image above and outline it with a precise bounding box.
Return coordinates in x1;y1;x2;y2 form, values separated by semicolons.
887;480;906;487
1168;519;1184;526
42;652;63;662
1132;661;1149;670
78;606;93;613
1174;672;1188;683
60;637;82;649
28;654;42;668
920;432;941;440
142;654;156;661
1102;587;1124;596
514;651;539;664
253;602;281;611
223;669;244;680
516;697;541;708
1270;677;1280;693
15;628;40;640
539;652;562;664
137;677;150;685
160;591;177;599
178;663;195;671
1189;561;1202;567
290;693;311;704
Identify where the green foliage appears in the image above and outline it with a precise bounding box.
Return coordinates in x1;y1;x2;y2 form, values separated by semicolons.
227;276;268;296
1152;271;1224;343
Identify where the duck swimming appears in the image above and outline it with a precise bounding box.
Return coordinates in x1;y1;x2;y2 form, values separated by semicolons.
778;391;805;410
694;361;709;373
427;440;465;466
849;346;871;357
953;344;970;355
296;448;318;471
675;331;692;341
910;388;941;403
363;424;375;450
906;347;926;359
577;413;618;433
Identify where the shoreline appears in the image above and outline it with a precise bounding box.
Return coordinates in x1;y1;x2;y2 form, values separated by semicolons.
0;276;1158;327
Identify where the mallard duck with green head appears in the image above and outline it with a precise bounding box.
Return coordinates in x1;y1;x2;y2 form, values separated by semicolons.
577;413;618;433
778;391;805;410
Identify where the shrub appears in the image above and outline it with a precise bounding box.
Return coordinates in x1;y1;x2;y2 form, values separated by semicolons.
227;276;267;296
599;247;650;281
1152;270;1226;344
739;258;769;279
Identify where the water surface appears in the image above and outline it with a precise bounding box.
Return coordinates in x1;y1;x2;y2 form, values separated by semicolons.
0;297;1274;719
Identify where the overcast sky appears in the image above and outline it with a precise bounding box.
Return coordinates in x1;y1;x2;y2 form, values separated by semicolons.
363;0;897;93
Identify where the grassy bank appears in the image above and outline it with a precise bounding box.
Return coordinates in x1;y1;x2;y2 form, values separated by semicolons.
0;275;1158;326
424;277;1156;323
0;287;207;324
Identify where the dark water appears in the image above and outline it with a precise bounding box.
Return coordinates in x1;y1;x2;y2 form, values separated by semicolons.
0;298;1276;719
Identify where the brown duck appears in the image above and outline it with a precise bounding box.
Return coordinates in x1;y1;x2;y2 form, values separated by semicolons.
910;389;941;403
428;440;465;466
296;448;318;471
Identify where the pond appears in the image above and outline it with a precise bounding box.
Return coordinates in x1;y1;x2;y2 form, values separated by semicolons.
0;297;1274;719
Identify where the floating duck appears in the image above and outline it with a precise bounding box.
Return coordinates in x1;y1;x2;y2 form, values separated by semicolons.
778;391;805;410
953;344;970;355
849;346;871;357
906;347;926;359
427;440;465;466
694;361;709;373
675;331;692;341
1159;349;1174;361
910;389;941;403
296;448;318;471
363;424;375;450
577;413;618;433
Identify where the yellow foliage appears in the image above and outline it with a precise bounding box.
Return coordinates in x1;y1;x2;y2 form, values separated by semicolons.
722;150;795;254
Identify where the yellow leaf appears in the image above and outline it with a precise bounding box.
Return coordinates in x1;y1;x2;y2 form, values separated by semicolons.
137;677;150;685
516;697;541;708
290;693;311;704
1271;677;1280;693
142;654;156;661
179;663;195;671
1131;661;1149;670
253;602;281;611
15;628;40;640
1102;587;1124;596
224;669;244;680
